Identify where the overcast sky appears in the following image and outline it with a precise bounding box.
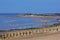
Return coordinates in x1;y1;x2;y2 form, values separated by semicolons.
0;0;60;14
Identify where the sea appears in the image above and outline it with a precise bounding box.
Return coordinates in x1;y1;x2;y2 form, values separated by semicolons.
0;14;60;30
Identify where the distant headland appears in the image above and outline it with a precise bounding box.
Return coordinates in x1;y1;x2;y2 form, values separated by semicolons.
0;13;60;16
0;13;60;18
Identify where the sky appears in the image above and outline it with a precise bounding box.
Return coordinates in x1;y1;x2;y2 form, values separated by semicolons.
0;0;60;14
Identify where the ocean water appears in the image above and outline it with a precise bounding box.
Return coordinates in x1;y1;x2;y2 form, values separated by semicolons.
0;14;59;30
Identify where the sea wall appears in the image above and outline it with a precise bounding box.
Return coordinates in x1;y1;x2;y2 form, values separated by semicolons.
0;26;60;39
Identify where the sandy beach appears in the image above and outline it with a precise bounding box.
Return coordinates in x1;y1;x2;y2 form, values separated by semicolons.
4;31;60;40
